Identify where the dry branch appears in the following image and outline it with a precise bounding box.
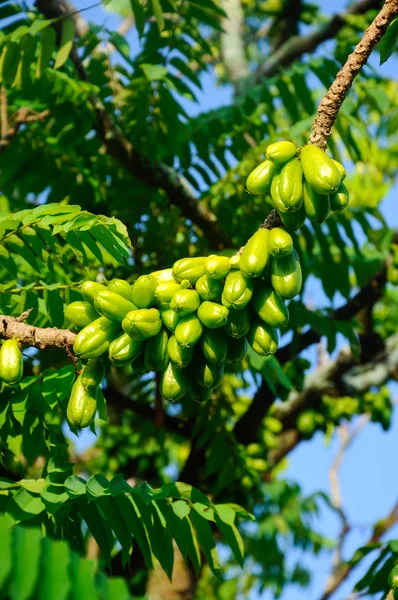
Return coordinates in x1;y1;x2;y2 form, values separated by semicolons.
0;314;75;350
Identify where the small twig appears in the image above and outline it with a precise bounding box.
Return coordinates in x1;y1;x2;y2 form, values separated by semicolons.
0;108;50;152
0;86;8;138
16;309;33;322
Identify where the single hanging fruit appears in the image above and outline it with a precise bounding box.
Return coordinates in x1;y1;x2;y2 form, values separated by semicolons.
170;289;200;316
229;254;241;270
278;204;306;231
303;180;330;223
201;329;228;364
67;375;97;429
167;335;194;368
160;307;180;332
160;362;188;401
226;336;248;364
172;257;206;284
130;353;147;377
108;278;133;301
81;359;104;390
225;307;251;339
267;227;293;257
155;281;181;305
332;159;346;181
131;275;158;308
222;270;253;310
194;360;224;389
205;255;231;280
73;317;120;359
252;285;289;328
64;301;99;328
246;159;277;195
0;339;23;384
240;228;270;277
189;379;213;403
81;281;107;304
278;158;303;210
144;329;169;371
175;314;203;348
94;290;138;322
247;320;279;355
330;182;349;212
195;274;223;302
266;141;296;164
151;268;175;283
300;145;342;195
197;301;229;329
109;333;143;366
270;248;302;299
122;308;162;341
271;169;292;213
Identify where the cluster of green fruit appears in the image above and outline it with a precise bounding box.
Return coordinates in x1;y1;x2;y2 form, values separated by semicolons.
64;225;303;428
296;386;392;439
246;141;349;228
0;339;23;385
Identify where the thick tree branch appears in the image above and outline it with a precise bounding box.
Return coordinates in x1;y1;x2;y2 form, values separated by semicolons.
310;0;398;149
0;314;75;350
220;0;249;91
35;0;230;249
255;0;384;82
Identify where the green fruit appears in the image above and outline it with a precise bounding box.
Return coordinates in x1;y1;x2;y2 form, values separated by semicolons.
222;270;253;310
81;281;107;304
160;307;180;332
175;314;203;348
253;285;289;328
194;360;224;389
300;145;342;195
172;257;206;284
198;301;229;329
278;204;306;231
205;255;230;280
0;339;23;384
167;335;194;368
67;375;97;429
279;158;303;210
267;227;293;258
226;336;248;364
303;180;330;223
81;359;104;390
266;141;296;164
195;274;223;302
155;281;181;305
64;301;99;328
271;170;291;213
94;291;138;322
297;410;317;438
270;249;302;299
240;228;270;277
151;268;175;283
225;307;251;339
247;320;279;355
330;182;349;212
131;275;158;309
170;289;200;316
246;159;277;194
144;329;169;371
332;159;346;181
229;255;241;270
160;362;188;402
388;566;398;590
189;379;212;403
130;354;147;377
201;329;228;364
73;317;120;359
122;308;162;341
108;278;133;301
109;333;143;365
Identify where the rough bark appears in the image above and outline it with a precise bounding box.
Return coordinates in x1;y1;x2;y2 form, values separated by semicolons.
0;313;75;350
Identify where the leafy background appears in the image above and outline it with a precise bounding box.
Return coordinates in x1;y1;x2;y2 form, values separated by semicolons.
0;0;397;598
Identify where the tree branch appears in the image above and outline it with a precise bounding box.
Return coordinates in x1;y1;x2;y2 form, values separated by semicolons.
0;314;75;350
255;0;384;82
309;0;398;149
220;0;249;91
0;107;50;153
270;0;303;52
35;0;230;249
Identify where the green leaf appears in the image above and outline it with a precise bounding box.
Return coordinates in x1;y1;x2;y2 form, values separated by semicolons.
171;500;190;520
10;526;42;599
36;26;56;78
86;474;111;500
78;499;114;566
141;63;168;81
0;515;12;588
44;288;64;328
97;496;133;566
19;479;46;494
7;488;45;522
130;0;146;37
65;475;87;498
113;494;154;569
69;553;97;600
54;18;75;69
190;509;221;576
215;514;244;567
379;18;398;65
39;538;71;600
149;502;174;579
150;0;164;32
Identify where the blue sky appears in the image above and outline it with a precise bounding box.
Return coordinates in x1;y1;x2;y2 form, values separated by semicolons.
66;2;398;598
